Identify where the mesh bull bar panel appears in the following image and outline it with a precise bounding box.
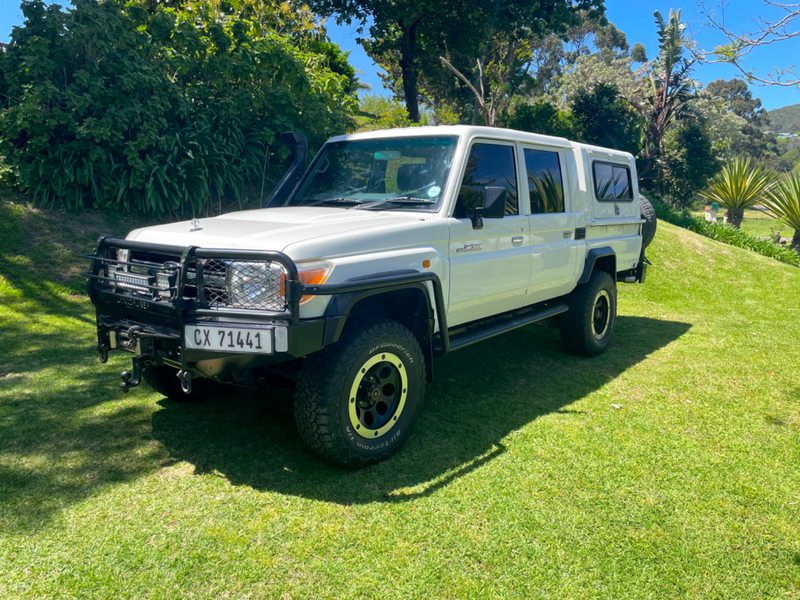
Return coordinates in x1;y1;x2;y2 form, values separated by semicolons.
84;238;302;323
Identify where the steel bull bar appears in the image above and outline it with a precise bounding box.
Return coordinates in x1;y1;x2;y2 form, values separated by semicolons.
84;238;449;393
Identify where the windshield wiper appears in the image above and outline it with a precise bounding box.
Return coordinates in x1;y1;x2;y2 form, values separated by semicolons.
356;197;436;210
303;198;367;207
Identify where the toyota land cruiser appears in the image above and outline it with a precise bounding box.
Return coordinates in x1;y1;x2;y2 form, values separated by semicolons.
85;125;657;467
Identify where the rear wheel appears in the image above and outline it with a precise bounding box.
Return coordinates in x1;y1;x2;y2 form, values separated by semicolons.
142;364;223;401
294;317;426;468
560;270;617;357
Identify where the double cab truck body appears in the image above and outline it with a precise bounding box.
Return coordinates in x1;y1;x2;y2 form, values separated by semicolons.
86;125;655;467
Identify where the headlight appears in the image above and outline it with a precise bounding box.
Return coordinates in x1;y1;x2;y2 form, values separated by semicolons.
297;260;334;305
228;261;287;310
116;249;130;272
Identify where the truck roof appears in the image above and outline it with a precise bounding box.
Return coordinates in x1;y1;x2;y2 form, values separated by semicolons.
327;125;634;161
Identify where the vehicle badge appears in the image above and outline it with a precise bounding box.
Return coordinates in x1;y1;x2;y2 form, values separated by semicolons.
190;218;203;232
456;243;482;253
614;203;620;216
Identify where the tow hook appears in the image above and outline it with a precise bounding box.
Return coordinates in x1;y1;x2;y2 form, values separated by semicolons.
178;370;193;394
120;357;142;393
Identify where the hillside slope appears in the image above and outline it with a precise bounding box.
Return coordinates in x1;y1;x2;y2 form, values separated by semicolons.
1;200;799;599
766;102;800;133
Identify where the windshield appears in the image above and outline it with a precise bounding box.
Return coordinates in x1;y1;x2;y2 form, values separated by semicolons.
286;136;458;212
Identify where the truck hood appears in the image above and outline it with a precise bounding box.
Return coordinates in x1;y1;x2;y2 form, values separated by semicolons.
127;207;425;254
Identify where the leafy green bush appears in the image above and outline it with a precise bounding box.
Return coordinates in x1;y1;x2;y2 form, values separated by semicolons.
502;100;578;138
647;193;800;267
660;120;720;208
0;0;356;216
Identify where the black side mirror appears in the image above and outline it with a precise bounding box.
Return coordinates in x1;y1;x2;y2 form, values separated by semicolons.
483;186;506;219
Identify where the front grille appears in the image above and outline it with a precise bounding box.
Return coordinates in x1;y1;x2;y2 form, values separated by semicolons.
199;258;287;312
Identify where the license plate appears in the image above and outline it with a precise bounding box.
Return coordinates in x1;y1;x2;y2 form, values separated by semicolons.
185;325;273;354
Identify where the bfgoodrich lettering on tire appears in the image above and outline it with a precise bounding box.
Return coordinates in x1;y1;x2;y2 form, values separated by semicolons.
560;270;617;357
294;317;426;468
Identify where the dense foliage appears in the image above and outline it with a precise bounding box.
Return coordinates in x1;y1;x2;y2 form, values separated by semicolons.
312;0;604;123
660;120;718;208
0;0;356;216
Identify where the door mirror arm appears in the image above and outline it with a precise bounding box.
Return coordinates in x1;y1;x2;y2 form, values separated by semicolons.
471;207;484;230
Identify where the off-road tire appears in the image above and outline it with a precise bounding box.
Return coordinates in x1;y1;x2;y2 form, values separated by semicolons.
640;194;657;251
294;317;426;468
142;365;222;402
560;270;617;357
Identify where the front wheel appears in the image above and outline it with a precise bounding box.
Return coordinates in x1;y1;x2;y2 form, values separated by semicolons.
560;270;617;357
294;317;426;468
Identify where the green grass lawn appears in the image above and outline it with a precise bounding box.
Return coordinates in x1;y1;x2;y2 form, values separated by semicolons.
693;207;791;239
2;197;799;599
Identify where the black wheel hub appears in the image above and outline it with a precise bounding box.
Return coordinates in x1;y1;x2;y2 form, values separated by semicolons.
592;292;610;339
355;360;402;430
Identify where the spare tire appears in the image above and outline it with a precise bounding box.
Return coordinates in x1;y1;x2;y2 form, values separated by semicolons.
639;194;657;251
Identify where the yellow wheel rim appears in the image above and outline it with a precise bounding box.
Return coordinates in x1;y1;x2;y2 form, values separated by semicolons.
348;352;408;440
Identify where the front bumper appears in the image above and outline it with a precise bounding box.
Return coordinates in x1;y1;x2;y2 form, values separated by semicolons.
85;238;346;384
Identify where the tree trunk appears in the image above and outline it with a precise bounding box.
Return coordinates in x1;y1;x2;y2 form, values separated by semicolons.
728;208;744;229
398;15;426;123
791;229;800;251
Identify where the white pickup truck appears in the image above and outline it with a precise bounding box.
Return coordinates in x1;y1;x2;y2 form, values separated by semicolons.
86;125;656;467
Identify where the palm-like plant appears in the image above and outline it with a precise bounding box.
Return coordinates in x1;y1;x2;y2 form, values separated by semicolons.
636;9;698;184
764;173;800;250
699;157;777;229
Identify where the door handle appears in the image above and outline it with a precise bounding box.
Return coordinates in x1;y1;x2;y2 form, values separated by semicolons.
512;236;523;244
563;230;573;238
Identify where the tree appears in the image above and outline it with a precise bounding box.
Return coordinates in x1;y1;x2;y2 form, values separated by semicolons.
631;42;647;63
661;120;719;208
704;79;767;123
702;78;774;157
691;95;749;161
698;0;800;88
502;99;578;137
699;157;777;229
309;0;604;122
547;53;646;111
569;83;640;154
635;9;697;186
594;22;629;63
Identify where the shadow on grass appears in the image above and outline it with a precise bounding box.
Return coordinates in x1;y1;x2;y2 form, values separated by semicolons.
148;316;691;505
0;316;690;530
0;370;163;532
0;200;95;325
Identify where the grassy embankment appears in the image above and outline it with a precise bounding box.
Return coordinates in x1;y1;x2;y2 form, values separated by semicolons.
692;207;791;239
1;194;799;599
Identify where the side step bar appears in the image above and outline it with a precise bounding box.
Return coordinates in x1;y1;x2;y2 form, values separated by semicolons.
435;303;569;353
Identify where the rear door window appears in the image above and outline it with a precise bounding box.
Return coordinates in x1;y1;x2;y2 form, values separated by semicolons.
593;162;633;201
524;149;564;214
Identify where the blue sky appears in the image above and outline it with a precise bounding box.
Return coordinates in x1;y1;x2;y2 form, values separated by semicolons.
2;0;799;110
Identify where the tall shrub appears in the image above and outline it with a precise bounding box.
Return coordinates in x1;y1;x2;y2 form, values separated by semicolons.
765;173;800;250
699;157;777;229
0;0;356;216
